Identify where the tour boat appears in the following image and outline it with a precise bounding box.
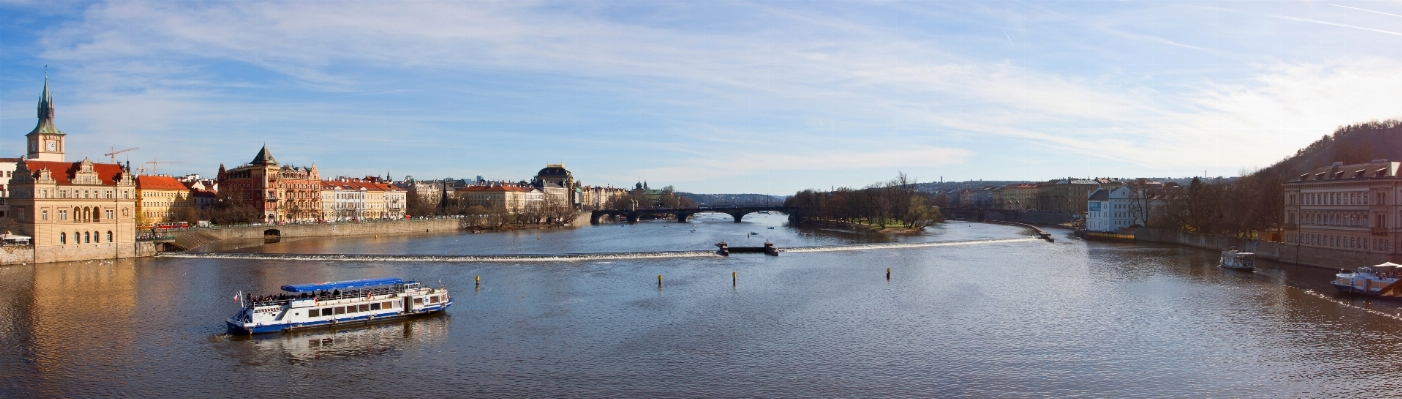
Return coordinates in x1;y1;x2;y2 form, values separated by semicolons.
1332;263;1402;296
1219;249;1255;271
227;277;452;335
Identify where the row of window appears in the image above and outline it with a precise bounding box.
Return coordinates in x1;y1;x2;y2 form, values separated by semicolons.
307;301;398;318
35;188;131;199
1288;233;1393;252
59;231;114;244
40;207;115;222
1294;191;1388;206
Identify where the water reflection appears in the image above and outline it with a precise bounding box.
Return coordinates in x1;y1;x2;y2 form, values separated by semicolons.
220;314;450;365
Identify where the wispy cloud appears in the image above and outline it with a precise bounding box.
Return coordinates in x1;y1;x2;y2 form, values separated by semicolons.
5;1;1402;192
1331;4;1402;19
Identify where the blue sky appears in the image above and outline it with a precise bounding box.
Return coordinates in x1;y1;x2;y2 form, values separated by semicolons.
2;1;1402;194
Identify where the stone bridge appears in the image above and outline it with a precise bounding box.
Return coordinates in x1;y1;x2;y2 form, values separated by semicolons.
590;206;800;224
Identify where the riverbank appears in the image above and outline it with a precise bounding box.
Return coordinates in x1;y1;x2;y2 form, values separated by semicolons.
793;218;928;234
1087;227;1398;271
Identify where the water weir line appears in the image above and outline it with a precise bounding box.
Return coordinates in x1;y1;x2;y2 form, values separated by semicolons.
157;237;1040;263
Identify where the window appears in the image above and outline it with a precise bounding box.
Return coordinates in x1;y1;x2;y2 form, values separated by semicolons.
60;233;66;244
370;303;381;311
382;301;394;309
358;304;369;312
334;307;345;315
107;231;113;242
41;210;47;220
309;309;320;317
84;232;90;243
414;298;423;305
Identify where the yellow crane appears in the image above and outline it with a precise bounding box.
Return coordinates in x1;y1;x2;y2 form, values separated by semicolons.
104;147;137;164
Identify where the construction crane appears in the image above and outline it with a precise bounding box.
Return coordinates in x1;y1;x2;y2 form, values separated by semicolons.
136;158;188;175
104;147;138;164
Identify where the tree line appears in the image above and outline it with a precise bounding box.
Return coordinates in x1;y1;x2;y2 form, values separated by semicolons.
784;173;943;229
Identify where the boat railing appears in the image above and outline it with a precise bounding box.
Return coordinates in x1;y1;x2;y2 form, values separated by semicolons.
245;284;412;307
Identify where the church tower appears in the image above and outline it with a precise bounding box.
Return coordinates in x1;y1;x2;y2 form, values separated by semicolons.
26;72;66;162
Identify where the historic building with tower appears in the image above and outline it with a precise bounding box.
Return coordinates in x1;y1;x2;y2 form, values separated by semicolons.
216;146;323;223
6;75;143;263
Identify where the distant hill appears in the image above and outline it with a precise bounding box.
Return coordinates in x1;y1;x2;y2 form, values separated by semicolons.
1257;119;1402;177
679;193;786;207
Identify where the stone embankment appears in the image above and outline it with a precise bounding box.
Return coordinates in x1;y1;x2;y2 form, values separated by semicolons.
169;218;468;250
1120;227;1397;271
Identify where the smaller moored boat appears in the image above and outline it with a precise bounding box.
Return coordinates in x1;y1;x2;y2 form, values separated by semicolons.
227;277;451;335
1219;249;1255;271
1333;263;1402;297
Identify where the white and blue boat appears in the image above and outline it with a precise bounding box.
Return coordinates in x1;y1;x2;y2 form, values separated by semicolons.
227;277;452;335
1332;263;1402;297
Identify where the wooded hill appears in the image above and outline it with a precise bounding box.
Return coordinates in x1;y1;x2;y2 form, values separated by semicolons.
1156;119;1402;237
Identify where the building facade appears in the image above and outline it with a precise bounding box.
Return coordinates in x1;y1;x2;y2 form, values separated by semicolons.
136;175;196;227
216;146;322;223
1038;178;1099;213
6;76;141;262
1085;186;1142;232
1283;160;1402;254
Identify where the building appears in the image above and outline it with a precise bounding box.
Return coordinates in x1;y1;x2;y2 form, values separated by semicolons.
578;185;626;210
1283;160;1402;254
999;183;1038;210
456;184;538;213
216;146;322;223
136;175;196;227
6;76;141;262
319;177;406;221
532;164;578;208
1085;186;1142;232
1037;178;1099;214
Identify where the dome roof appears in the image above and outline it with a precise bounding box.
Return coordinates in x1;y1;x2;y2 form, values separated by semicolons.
537;164;571;177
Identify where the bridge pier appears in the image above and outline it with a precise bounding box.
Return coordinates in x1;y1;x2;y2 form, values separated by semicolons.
626;212;640;223
728;211;745;223
676;212;692;223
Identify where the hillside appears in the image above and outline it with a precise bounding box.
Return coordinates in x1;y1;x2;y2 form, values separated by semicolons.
1256;119;1402;177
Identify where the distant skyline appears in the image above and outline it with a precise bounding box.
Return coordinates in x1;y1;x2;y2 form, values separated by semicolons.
2;1;1401;194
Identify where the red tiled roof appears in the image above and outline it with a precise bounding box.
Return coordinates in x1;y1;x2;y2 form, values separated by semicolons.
137;175;188;191
24;160;127;186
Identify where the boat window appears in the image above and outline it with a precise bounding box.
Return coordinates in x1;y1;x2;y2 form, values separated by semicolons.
382;301;393;309
358;304;369;312
309;309;320;317
370;303;381;311
414;298;423;305
335;307;345;315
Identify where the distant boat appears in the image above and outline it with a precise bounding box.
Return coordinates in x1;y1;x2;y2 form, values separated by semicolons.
767;227;775;229
1219;249;1254;271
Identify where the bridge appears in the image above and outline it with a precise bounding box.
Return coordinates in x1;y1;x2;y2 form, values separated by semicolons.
590;206;800;224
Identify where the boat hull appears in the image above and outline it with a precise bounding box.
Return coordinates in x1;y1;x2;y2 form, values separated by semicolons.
227;300;453;335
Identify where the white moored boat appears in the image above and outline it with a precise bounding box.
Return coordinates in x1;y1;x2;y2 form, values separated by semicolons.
227;277;452;335
1219;249;1255;271
1332;263;1402;297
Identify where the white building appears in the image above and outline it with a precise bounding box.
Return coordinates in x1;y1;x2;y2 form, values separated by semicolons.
1086;186;1141;232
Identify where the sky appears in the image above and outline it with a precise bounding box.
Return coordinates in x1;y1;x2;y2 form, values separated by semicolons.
2;1;1402;194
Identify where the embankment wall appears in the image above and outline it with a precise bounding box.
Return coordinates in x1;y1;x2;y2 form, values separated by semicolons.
192;219;467;241
1130;227;1399;270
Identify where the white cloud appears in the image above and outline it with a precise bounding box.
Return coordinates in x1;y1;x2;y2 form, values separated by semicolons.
14;1;1402;191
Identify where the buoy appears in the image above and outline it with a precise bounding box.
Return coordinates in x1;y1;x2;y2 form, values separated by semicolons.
658;274;663;287
886;267;891;280
732;271;736;286
475;275;480;286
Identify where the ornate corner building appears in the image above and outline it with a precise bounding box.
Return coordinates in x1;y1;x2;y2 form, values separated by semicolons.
7;76;143;262
216;146;323;223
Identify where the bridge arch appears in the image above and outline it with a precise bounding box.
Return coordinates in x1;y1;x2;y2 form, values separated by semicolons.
264;229;281;242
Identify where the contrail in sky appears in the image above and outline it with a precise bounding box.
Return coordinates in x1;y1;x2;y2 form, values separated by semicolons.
1004;32;1013;44
1267;13;1402;36
1331;4;1402;19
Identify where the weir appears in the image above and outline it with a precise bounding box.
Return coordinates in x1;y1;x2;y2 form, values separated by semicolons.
158;238;1039;262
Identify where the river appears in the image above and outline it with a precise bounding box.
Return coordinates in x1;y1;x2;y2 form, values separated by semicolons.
3;214;1402;397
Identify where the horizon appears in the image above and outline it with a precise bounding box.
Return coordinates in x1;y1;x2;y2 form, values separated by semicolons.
3;1;1402;195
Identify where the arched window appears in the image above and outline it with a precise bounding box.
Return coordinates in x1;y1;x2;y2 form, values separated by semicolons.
107;231;113;242
94;231;100;243
92;208;100;222
60;232;66;244
84;232;90;243
73;207;80;222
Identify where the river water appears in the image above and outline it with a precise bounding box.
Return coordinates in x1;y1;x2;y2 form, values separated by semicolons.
4;214;1402;397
